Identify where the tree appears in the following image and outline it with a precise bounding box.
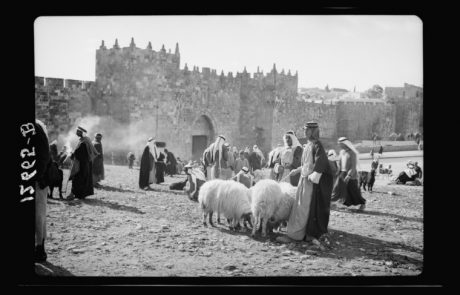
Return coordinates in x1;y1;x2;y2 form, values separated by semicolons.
365;84;384;99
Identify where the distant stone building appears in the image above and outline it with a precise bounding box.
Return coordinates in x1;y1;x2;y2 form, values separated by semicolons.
35;39;422;162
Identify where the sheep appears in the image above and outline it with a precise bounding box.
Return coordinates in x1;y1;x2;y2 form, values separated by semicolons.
250;179;284;237
198;179;226;227
253;168;271;183
250;179;298;237
269;182;296;232
216;180;253;231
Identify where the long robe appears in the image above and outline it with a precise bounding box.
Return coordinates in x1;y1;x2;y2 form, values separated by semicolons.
71;139;94;199
331;150;366;206
155;152;166;184
92;140;104;184
139;146;155;189
165;151;178;176
287;140;333;240
248;152;261;172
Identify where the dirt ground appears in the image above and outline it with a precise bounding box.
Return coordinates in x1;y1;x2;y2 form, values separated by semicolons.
35;164;423;277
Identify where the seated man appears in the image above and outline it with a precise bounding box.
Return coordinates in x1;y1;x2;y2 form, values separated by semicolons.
395;161;417;184
184;163;206;202
231;166;254;188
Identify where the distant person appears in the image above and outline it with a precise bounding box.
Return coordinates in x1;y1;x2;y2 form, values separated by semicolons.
327;149;340;189
49;140;59;163
202;144;213;180
395;161;418;184
253;145;265;167
32;120;51;262
248;146;262;173
92;133;104;187
155;151;166;184
127;152;136;169
164;148;178;176
139;137;157;190
331;137;366;210
232;166;253;188
234;150;249;175
67;126;99;200
184;163;206;202
225;143;235;177
58;146;69;169
176;157;183;174
378;145;383;155
210;135;229;180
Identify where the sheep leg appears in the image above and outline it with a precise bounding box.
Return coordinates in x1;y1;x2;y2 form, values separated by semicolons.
232;219;239;231
251;216;259;237
261;218;268;238
209;212;215;227
203;212;208;227
217;212;222;224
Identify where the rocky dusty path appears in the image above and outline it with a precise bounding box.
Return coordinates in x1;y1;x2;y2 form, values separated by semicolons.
36;165;423;277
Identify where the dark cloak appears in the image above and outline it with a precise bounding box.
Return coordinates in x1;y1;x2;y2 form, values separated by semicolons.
92;140;104;180
288;145;303;186
139;146;154;189
165;151;178;175
71;140;94;199
155;152;166;184
304;140;334;239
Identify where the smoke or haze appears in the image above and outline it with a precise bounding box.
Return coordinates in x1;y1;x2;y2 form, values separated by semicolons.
56;115;159;159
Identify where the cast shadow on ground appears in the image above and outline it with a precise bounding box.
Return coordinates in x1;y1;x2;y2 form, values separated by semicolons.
95;184;136;193
332;206;423;223
35;262;74;276
284;228;423;267
81;198;145;215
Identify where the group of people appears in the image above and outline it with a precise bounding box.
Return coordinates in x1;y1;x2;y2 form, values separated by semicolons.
33;122;106;262
394;161;423;185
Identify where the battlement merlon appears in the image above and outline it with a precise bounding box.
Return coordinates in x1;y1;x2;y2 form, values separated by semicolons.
36;77;95;90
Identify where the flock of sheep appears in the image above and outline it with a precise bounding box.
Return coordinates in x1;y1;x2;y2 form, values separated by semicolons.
198;173;298;238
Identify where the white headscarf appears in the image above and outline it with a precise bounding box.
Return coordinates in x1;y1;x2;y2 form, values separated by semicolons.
283;133;301;149
148;139;158;161
338;137;361;171
211;136;226;170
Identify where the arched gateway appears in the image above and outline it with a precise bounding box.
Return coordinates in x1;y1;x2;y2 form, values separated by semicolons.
191;115;215;162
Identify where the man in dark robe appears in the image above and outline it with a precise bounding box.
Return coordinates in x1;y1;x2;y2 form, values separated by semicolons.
49;140;59;163
92;133;104;187
248;149;261;173
164;149;178;176
139;138;156;189
67;126;99;200
155;151;166;184
277;121;333;244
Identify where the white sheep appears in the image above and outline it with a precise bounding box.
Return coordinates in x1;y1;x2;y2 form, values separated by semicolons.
216;180;253;231
198;179;225;227
269;182;297;231
250;179;284;237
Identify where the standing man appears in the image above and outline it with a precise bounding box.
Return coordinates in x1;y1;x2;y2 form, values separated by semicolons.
32;119;51;262
280;131;303;186
67;126;99;200
249;146;262;173
276;122;333;245
164;148;178;176
331;137;367;210
92;133;104;188
234;150;250;175
139;137;157;190
225;142;235;178
127;152;136;169
210;135;228;180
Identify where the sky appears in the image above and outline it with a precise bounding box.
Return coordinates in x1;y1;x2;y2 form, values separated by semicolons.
34;15;423;91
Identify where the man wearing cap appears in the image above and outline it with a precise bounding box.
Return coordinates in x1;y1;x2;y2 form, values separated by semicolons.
277;121;333;244
210;135;229;180
139;137;157;190
67;126;99;200
92;133;104;187
184;163;207;202
331;137;366;210
232;166;254;188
